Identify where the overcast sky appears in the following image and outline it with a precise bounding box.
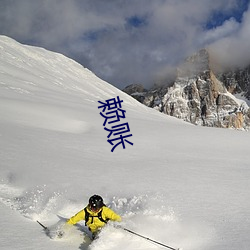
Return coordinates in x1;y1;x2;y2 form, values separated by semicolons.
0;0;249;89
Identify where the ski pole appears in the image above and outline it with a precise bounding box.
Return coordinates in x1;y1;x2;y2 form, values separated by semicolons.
122;227;180;250
37;220;48;231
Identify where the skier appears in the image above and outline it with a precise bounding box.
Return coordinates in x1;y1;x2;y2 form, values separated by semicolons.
66;194;121;239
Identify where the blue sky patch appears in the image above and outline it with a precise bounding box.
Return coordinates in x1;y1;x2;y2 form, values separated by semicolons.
206;0;249;29
126;15;147;28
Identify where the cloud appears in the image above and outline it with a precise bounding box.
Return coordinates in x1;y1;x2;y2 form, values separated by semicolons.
0;0;249;89
200;18;240;45
209;4;250;69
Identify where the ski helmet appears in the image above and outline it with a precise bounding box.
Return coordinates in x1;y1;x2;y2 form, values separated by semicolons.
89;195;104;210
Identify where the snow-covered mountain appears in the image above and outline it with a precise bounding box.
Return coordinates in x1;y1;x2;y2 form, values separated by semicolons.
124;49;250;130
0;36;250;250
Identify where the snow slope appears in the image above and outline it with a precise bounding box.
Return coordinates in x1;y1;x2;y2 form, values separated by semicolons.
0;36;250;250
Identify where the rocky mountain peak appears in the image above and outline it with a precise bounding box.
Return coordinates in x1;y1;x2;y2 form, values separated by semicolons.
177;49;210;78
123;49;250;130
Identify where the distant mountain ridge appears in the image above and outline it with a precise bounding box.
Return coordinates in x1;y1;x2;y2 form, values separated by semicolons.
123;49;250;130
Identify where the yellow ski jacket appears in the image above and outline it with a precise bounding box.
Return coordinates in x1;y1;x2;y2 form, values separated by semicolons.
67;206;121;233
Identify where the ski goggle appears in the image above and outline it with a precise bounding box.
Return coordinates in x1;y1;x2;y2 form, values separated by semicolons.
90;204;101;211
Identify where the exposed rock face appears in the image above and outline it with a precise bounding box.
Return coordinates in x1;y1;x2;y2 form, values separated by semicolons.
123;49;250;130
123;84;147;103
217;66;250;99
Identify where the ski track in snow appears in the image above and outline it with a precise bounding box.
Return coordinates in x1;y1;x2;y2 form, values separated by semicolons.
0;180;211;250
